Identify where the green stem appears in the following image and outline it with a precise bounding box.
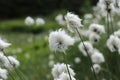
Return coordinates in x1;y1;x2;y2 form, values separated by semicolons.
107;11;110;38
3;51;25;80
63;53;72;80
109;13;114;33
116;53;120;76
8;70;16;80
75;28;98;80
16;68;28;80
53;52;60;62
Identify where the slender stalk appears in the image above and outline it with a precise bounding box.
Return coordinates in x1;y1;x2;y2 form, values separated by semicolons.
53;52;60;62
105;62;112;80
66;63;72;80
75;28;98;80
62;53;72;80
3;51;25;80
107;11;110;38
109;13;114;33
115;53;120;76
54;51;72;80
14;69;26;80
16;68;28;80
8;70;16;80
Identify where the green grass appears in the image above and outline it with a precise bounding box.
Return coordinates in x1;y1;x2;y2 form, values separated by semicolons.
0;18;60;33
1;32;52;80
0;15;64;80
0;12;120;80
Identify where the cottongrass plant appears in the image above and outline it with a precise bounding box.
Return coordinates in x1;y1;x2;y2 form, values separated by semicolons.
0;68;8;79
89;23;105;35
48;29;74;53
65;12;99;80
55;14;66;26
0;38;24;80
74;57;81;64
36;17;45;26
49;12;101;80
48;0;120;79
78;41;94;56
51;63;76;80
65;12;83;33
49;28;75;80
79;0;120;79
91;64;101;74
25;16;34;26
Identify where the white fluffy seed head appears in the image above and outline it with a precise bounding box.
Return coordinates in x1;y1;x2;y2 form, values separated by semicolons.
65;12;83;32
4;56;20;69
57;72;76;80
78;41;94;56
117;21;120;28
78;29;92;38
49;54;54;60
83;13;94;25
89;32;100;43
48;60;54;67
89;23;105;35
36;18;45;26
25;16;34;26
74;57;81;64
0;68;8;79
51;63;75;79
114;30;120;38
55;14;66;26
49;29;74;52
106;35;120;52
91;51;105;64
84;13;93;20
52;63;60;79
0;38;11;50
0;53;7;66
58;63;75;77
91;64;101;74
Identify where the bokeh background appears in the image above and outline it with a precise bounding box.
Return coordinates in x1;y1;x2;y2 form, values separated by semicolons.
2;0;117;80
0;0;97;19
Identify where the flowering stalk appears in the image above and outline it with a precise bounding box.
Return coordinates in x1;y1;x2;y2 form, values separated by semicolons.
75;27;98;80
